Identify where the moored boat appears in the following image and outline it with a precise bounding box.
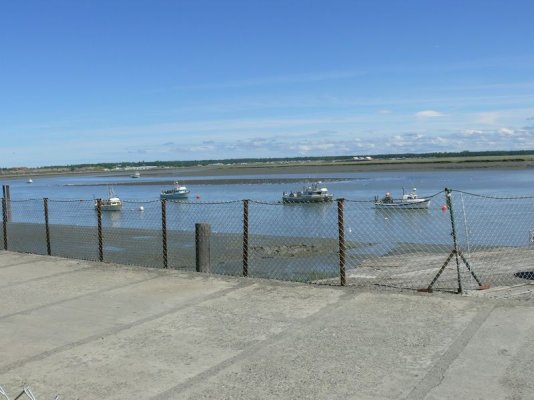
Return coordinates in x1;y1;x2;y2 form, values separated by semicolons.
131;172;141;178
374;188;430;209
160;182;190;200
95;187;122;211
282;182;334;204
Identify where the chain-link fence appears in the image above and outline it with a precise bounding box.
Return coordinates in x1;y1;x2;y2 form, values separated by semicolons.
0;383;60;400
1;189;534;292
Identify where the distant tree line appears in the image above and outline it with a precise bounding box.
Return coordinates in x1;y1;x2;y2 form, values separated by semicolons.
3;150;534;172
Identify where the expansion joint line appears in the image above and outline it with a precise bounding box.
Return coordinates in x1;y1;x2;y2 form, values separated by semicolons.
403;303;495;400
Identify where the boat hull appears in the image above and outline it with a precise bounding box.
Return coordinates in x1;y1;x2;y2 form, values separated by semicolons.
100;204;122;211
95;202;122;211
282;195;333;204
374;199;431;210
160;192;190;200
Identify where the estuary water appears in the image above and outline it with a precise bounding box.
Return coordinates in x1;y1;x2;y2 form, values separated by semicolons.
3;167;534;201
2;168;534;249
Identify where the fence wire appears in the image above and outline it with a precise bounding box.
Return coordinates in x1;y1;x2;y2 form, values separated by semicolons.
1;190;534;293
248;200;339;282
342;192;456;291
99;200;164;268
450;190;534;289
165;200;244;274
48;199;99;262
3;199;48;255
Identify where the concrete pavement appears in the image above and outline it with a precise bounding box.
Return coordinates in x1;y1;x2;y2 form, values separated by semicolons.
0;251;533;399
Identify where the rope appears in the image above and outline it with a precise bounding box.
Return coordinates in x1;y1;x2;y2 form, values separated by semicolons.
449;189;534;200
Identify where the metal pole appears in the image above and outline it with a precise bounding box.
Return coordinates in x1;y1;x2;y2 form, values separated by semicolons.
243;199;249;277
97;198;103;262
445;188;462;293
337;198;346;286
44;198;51;256
161;199;168;268
6;185;10;217
2;197;7;250
2;185;10;222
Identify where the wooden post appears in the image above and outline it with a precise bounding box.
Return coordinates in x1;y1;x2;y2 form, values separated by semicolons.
243;199;249;277
195;223;211;273
337;198;346;286
44;198;51;256
96;199;103;262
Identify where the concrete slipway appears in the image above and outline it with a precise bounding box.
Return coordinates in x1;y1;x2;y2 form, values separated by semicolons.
0;251;533;399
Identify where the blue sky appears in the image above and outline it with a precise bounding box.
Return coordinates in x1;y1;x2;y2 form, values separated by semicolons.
1;0;534;167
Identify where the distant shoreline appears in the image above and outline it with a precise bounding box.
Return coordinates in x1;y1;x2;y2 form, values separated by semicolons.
2;158;534;181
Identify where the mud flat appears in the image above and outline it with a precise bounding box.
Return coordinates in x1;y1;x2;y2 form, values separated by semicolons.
1;222;347;281
3;221;533;290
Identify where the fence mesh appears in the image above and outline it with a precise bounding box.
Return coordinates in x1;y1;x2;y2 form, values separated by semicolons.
100;200;164;268
1;190;534;293
4;199;48;255
248;200;339;282
48;199;99;262
166;200;244;274
450;190;534;288
342;191;456;291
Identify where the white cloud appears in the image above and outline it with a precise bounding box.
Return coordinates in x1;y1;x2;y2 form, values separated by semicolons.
415;110;445;119
475;112;500;125
462;129;484;136
498;128;515;136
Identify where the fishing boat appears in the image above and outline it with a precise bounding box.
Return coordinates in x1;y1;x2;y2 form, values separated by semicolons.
160;181;190;200
282;182;334;204
374;188;430;209
131;172;141;178
95;187;122;211
27;178;33;184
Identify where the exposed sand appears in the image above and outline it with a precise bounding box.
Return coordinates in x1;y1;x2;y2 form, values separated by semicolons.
3;159;534;183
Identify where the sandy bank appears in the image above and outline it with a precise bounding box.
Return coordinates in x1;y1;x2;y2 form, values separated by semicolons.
3;159;534;182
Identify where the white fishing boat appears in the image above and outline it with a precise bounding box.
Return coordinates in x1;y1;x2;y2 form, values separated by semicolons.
374;188;430;209
95;187;122;211
282;182;334;204
160;181;190;200
27;178;33;184
131;172;141;178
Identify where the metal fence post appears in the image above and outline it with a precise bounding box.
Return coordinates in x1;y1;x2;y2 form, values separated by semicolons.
445;188;463;293
2;185;10;222
337;198;346;286
2;197;7;250
243;199;249;277
96;199;103;262
44;198;51;256
161;199;168;268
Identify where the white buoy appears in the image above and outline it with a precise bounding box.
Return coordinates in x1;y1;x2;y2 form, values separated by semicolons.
139;206;144;212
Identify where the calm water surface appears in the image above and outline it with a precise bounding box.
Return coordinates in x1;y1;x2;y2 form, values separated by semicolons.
2;169;534;248
4;168;534;201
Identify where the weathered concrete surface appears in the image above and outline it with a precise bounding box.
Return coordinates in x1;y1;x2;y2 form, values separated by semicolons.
0;251;533;399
